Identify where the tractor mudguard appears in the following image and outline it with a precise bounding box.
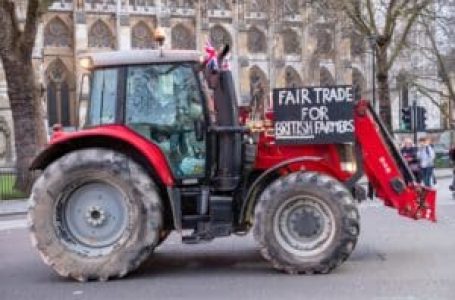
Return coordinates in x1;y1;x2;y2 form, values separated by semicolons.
239;156;323;227
30;125;174;187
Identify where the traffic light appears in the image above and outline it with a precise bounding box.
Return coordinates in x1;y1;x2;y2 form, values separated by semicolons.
401;107;412;131
416;106;427;131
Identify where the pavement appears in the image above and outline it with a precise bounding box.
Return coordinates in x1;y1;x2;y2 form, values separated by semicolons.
1;168;452;216
0;199;29;216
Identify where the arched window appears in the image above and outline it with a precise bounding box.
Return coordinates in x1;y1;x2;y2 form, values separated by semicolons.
249;66;269;119
131;21;155;49
320;66;335;86
247;27;266;53
210;25;231;50
46;59;71;127
44;17;71;47
282;28;300;55
88;20;115;49
285;66;302;88
171;24;196;50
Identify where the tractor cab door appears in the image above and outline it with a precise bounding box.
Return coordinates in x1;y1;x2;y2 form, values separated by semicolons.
125;63;207;180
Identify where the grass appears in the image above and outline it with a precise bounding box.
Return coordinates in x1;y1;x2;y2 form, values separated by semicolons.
0;175;27;200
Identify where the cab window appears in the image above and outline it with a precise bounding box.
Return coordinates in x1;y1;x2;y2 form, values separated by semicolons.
88;68;118;126
125;63;206;178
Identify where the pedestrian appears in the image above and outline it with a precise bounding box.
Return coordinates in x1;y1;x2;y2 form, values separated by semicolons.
449;144;455;191
417;137;436;187
400;137;421;183
430;142;437;186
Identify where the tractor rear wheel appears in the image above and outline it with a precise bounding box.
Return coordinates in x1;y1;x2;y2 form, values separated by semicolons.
253;172;359;274
28;148;162;281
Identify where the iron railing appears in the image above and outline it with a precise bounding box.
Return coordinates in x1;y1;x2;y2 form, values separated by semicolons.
0;168;28;200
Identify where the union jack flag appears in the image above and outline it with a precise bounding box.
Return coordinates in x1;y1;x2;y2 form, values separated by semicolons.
204;40;218;71
221;53;231;71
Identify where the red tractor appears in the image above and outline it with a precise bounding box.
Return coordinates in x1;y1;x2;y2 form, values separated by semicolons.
29;43;436;282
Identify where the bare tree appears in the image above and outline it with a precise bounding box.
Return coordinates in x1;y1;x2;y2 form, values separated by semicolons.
409;1;455;130
0;0;53;192
317;0;433;130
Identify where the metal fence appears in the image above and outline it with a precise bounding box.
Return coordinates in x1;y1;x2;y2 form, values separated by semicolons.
0;168;28;200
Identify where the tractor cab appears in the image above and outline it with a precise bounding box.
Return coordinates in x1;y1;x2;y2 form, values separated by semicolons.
78;46;244;191
81;51;208;179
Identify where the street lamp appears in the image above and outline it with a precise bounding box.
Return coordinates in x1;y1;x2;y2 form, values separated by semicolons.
367;35;378;113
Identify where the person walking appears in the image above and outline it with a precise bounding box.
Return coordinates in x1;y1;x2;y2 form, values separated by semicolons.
417;137;436;187
401;137;421;183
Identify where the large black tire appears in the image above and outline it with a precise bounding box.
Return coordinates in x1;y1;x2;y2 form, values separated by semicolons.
253;172;359;274
28;148;163;281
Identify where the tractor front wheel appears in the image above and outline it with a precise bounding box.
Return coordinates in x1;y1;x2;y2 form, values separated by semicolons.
28;148;162;281
254;172;359;274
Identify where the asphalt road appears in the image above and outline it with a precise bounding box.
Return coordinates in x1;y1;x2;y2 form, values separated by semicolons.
1;179;455;300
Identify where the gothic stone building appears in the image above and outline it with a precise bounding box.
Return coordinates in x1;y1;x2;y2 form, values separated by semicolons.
0;0;444;167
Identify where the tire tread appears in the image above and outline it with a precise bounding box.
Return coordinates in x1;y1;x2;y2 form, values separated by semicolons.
253;171;360;274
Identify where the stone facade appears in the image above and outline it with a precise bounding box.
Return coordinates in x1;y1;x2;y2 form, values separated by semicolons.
0;60;16;168
0;0;445;167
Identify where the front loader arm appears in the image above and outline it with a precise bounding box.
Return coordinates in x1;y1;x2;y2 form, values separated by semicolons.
354;100;436;222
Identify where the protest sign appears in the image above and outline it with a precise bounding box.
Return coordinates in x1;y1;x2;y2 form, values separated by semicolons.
273;86;355;144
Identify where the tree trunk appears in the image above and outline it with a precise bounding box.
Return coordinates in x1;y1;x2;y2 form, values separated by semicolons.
2;55;46;193
376;46;393;132
0;1;47;194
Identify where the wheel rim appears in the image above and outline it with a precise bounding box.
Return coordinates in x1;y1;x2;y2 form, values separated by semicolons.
57;182;129;254
273;195;336;258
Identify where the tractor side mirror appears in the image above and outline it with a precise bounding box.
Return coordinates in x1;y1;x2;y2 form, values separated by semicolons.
194;119;205;141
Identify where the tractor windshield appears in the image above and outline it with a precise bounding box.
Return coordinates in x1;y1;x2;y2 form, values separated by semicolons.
125;63;206;178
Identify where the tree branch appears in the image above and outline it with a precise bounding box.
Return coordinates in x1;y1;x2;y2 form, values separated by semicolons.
414;83;452;126
0;0;21;55
422;20;455;109
339;0;372;35
383;0;398;35
386;1;431;71
21;0;40;59
365;0;378;34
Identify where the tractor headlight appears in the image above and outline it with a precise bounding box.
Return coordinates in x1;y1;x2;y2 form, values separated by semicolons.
154;27;166;46
254;120;264;129
341;162;357;173
79;57;93;70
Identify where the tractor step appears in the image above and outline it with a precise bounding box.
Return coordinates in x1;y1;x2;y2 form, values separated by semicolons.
181;221;232;244
182;234;212;244
182;215;210;222
180;196;234;244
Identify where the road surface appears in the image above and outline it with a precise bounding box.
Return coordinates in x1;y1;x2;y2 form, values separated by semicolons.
0;179;454;300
